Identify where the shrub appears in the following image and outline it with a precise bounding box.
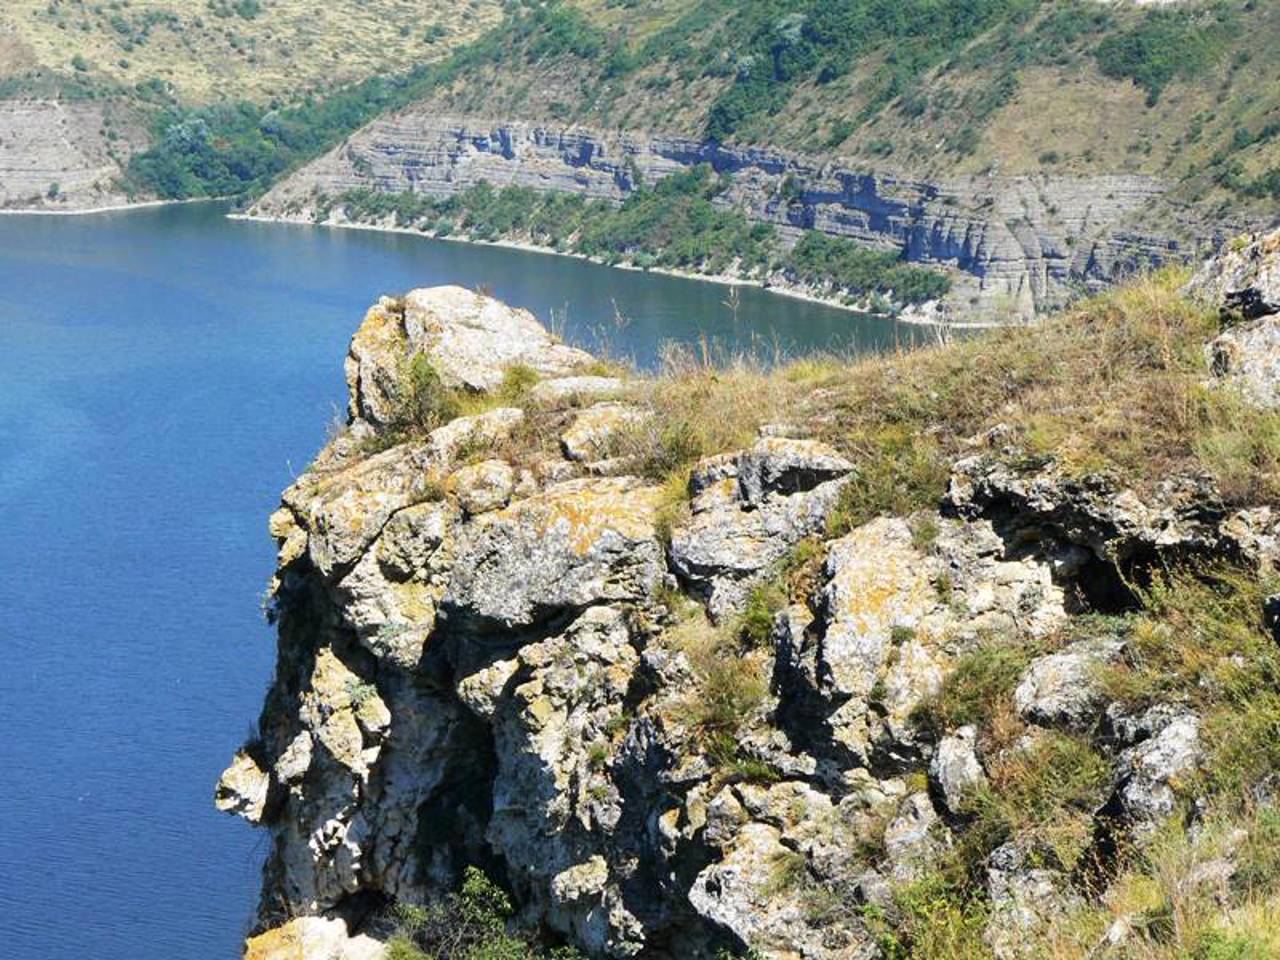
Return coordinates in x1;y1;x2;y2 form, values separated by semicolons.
912;640;1029;740
398;354;461;434
1096;8;1232;105
388;867;580;960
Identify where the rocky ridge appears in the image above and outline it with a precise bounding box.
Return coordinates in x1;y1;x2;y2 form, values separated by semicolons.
251;114;1201;323
221;233;1280;959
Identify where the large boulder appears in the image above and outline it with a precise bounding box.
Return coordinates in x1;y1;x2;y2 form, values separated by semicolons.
669;437;854;617
346;286;594;426
1014;637;1126;731
244;917;384;960
444;477;665;632
947;457;1227;564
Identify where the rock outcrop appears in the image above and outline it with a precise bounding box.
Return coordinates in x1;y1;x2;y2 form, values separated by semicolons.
1193;230;1280;409
251;114;1199;322
222;268;1280;958
0;99;148;210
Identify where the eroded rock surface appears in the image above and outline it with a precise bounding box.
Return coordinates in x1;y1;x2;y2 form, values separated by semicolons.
224;284;1263;959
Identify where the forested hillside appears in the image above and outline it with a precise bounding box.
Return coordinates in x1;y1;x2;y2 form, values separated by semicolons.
114;0;1280;216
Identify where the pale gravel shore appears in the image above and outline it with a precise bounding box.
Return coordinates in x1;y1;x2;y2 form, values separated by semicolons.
0;197;213;216
229;210;988;328
0;199;987;329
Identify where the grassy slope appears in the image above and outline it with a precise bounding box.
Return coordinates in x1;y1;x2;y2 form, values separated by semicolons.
0;0;503;103
408;0;1280;216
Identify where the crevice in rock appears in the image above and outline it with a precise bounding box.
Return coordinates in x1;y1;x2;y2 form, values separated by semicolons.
412;704;501;891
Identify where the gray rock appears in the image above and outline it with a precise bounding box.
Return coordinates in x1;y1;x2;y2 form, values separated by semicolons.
1188;229;1280;321
687;820;873;959
984;842;1078;959
947;456;1227;564
528;375;625;405
215;750;270;824
447;458;515;515
1014;637;1126;730
930;725;988;816
346;287;594;423
735;436;855;506
1110;710;1201;836
445;477;665;630
559;402;650;463
1206;315;1280;409
669;441;852;617
883;792;949;882
254;113;1183;323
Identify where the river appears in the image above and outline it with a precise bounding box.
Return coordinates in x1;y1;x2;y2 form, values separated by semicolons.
0;201;919;959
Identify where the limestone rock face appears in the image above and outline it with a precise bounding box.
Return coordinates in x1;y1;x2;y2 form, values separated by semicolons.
1189;229;1280;322
447;458;516;515
252;113;1193;323
948;456;1227;562
776;515;1069;771
670;438;854;617
444;477;665;631
222;288;1252;960
216;750;271;823
346;287;593;427
984;842;1078;960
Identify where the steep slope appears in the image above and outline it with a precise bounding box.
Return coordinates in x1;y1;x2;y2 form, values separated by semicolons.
243;0;1280;320
0;0;503;103
250;114;1177;321
220;235;1280;959
0;0;503;209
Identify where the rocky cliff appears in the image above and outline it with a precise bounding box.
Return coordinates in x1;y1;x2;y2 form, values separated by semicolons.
251;114;1209;322
0;98;147;211
220;234;1280;959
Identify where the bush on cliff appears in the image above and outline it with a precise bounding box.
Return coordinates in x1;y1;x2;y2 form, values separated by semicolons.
387;866;581;960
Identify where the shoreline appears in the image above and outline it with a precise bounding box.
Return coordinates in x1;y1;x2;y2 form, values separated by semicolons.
0;197;225;217
230;210;997;329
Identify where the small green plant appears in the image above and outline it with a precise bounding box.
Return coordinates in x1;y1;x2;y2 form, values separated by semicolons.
398;353;461;434
387;867;580;959
737;580;785;649
912;640;1029;739
344;678;378;707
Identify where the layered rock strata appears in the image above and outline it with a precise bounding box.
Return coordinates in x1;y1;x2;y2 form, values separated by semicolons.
252;114;1199;322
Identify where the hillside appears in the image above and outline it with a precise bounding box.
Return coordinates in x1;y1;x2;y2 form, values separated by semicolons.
220;232;1280;960
261;0;1280;211
0;0;502;209
0;0;503;103
130;0;1278;321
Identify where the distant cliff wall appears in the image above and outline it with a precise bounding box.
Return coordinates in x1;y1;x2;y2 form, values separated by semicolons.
252;112;1197;321
0;98;148;211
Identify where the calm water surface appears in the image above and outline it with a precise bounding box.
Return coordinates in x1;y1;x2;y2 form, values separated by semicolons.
0;202;916;960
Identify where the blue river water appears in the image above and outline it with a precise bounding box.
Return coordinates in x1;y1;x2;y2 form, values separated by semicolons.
0;202;915;959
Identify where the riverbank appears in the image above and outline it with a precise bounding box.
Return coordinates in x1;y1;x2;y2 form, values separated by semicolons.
230;210;990;329
0;197;211;217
